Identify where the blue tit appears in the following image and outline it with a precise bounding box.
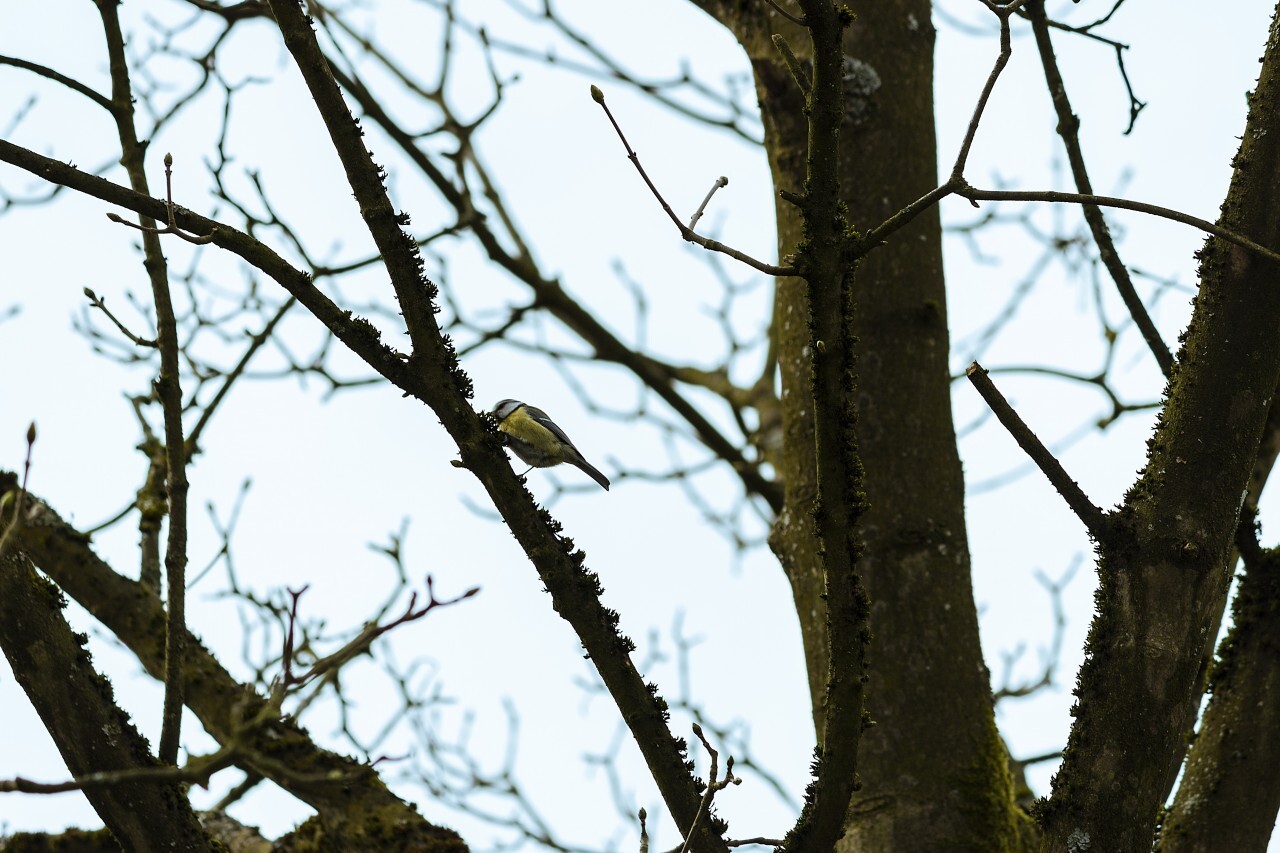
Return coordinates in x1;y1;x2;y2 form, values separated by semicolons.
492;399;610;491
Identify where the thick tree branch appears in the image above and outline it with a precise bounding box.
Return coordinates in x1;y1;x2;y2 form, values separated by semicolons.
0;549;212;851
1040;6;1280;847
0;472;466;848
263;4;727;846
1160;520;1280;850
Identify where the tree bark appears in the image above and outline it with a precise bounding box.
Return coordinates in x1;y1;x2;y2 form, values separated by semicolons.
0;549;212;852
1160;535;1280;852
1;472;468;851
1039;5;1280;848
697;2;1025;848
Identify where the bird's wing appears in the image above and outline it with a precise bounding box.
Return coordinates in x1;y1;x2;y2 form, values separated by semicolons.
522;405;579;449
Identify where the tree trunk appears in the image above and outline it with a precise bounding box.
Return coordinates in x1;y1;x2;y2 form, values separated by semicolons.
696;2;1026;847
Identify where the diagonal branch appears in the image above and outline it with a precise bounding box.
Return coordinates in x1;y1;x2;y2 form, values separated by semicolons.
0;471;460;845
322;45;783;512
261;4;726;846
1025;0;1173;376
0;53;114;111
966;362;1108;539
590;85;795;278
0;549;212;850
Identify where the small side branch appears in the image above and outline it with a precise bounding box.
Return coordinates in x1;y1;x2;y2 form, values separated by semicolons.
0;422;36;562
959;185;1280;266
770;34;811;95
688;176;728;231
950;1;1020;179
0;54;114;112
0;745;238;795
83;287;157;348
105;153;216;245
858;180;1280;269
966;362;1108;539
764;0;806;28
590;85;795;277
274;577;479;700
679;724;741;853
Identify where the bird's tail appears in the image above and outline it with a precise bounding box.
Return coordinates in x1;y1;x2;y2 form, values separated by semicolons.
569;454;610;491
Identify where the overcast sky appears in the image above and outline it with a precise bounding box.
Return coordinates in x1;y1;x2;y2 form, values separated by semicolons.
1;1;1276;848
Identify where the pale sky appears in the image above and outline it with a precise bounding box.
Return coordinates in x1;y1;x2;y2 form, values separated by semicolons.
0;1;1275;848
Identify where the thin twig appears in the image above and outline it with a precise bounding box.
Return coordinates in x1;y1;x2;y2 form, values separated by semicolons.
959;184;1280;266
274;577;479;700
0;423;36;563
83;287;157;348
0;54;114;111
966;362;1108;538
679;724;741;853
1015;749;1065;768
106;153;216;245
209;770;263;812
1014;3;1146;133
764;0;806;27
590;85;795;277
950;2;1018;179
688;176;728;230
770;34;811;95
95;0;190;766
857;179;1280;268
993;558;1080;701
185;296;297;455
0;745;239;795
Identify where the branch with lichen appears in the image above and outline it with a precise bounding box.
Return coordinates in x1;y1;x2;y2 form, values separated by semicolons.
778;3;869;851
0;471;457;842
0;548;212;850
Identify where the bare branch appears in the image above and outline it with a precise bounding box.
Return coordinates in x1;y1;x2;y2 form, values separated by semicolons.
0;53;114;111
82;287;158;348
1024;0;1172;376
770;34;810;95
590;85;795;277
94;0;192;765
0;422;36;563
0;745;238;795
688;175;729;231
966;362;1108;539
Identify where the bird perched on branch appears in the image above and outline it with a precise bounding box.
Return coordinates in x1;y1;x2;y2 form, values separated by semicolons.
492;399;611;491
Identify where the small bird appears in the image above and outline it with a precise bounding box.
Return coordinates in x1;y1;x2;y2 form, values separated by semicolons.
492;399;610;491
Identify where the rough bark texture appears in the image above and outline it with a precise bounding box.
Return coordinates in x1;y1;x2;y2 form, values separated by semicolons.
833;9;1019;849
1039;6;1280;849
1160;538;1280;852
698;2;1024;849
1;472;469;852
0;549;212;852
